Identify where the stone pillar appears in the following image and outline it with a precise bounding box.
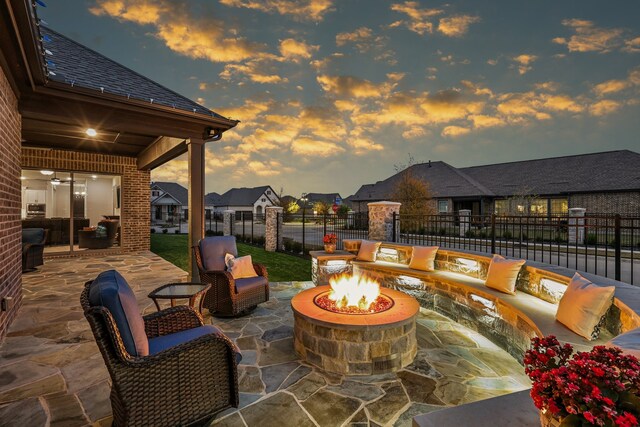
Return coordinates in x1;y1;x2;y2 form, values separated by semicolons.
265;206;283;252
568;208;586;244
458;209;471;237
186;137;205;281
223;210;235;236
368;201;401;242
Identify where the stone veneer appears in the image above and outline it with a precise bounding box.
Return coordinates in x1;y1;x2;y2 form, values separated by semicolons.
292;286;418;375
223;210;234;236
0;65;22;341
264;206;283;252
310;251;356;286
21;148;150;253
367;201;400;241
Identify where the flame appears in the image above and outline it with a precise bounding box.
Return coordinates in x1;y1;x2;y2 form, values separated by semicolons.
328;273;380;310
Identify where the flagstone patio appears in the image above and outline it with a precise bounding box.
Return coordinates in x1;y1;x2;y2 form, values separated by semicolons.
0;253;530;427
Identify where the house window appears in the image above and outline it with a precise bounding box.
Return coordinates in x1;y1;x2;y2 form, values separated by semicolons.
438;200;448;213
529;198;548;216
494;199;509;215
550;198;568;215
261;198;266;202
266;190;271;195
152;190;160;197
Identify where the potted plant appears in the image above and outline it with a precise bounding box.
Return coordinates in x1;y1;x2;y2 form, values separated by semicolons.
524;335;640;427
323;233;337;253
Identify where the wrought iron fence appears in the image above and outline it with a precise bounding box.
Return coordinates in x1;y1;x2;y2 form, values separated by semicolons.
231;212;266;246
393;213;640;285
277;212;369;257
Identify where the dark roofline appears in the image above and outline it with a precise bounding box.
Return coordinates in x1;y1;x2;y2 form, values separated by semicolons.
460;149;636;170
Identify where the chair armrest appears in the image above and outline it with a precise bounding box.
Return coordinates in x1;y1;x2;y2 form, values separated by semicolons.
143;306;204;338
253;263;268;280
22;243;33;255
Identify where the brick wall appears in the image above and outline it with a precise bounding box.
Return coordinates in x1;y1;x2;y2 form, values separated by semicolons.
569;192;640;216
0;66;22;341
21;149;150;252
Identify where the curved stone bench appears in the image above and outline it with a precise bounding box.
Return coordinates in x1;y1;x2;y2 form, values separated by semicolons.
342;240;640;362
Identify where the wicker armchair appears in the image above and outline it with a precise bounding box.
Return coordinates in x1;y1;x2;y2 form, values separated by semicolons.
81;273;240;427
22;228;48;272
193;236;269;317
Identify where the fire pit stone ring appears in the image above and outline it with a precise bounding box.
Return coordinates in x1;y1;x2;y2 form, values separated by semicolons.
291;285;419;375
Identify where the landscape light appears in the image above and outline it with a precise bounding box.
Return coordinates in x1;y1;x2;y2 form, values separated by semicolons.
86;128;97;137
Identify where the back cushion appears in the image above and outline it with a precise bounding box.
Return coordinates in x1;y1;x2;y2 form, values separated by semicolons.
88;270;149;357
22;228;44;244
409;246;439;272
357;240;382;262
200;236;238;271
485;254;526;295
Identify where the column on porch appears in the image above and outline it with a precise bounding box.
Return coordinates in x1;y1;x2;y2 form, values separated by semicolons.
187;137;206;281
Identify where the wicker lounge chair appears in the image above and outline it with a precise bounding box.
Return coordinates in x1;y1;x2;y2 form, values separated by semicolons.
22;228;48;272
193;236;269;317
81;270;240;427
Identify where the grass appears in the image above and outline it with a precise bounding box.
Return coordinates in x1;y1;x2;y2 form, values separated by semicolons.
150;234;311;282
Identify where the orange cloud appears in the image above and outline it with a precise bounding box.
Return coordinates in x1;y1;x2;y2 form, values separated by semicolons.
438;15;481;37
219;0;335;22
441;126;470;137
553;19;625;53
291;137;345;157
589;100;622;116
512;54;538;75
90;0;262;62
317;75;395;98
593;79;629;97
390;1;443;35
279;38;319;60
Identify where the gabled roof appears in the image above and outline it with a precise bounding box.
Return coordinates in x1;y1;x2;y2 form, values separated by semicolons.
41;26;225;119
205;192;222;205
300;193;341;206
460;150;640;196
151;182;188;205
217;186;278;207
350;161;494;202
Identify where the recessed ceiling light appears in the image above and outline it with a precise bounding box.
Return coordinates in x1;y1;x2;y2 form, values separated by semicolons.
20;176;26;180
40;170;54;176
86;128;97;137
91;175;97;179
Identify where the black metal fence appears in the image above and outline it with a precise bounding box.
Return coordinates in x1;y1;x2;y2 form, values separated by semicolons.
277;212;369;256
394;213;640;285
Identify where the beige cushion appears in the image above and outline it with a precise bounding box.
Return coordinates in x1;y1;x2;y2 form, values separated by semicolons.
606;328;640;358
224;253;258;279
357;240;381;262
409;246;439;272
484;254;526;294
556;273;615;341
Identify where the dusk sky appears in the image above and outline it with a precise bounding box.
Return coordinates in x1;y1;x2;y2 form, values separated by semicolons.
40;1;640;198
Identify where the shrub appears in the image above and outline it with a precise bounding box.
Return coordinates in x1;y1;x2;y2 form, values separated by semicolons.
585;234;598;245
205;229;223;237
502;230;512;240
162;229;168;234
464;229;475;238
150;228;156;233
174;229;180;234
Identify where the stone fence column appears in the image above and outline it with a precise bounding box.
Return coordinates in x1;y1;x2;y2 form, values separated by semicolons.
223;210;235;236
568;208;586;244
368;201;401;241
458;209;471;237
265;206;283;252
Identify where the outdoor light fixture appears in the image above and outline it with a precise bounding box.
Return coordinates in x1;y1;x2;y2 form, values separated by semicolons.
40;170;54;175
85;128;97;137
456;258;480;272
20;176;26;180
540;278;567;300
91;175;97;179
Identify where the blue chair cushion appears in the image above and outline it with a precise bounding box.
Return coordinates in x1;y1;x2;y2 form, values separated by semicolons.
199;236;238;271
148;324;242;363
88;270;149;357
22;228;44;244
236;276;268;294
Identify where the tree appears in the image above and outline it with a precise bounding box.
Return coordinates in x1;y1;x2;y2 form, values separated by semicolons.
274;187;299;222
391;155;435;233
313;201;331;215
336;204;350;218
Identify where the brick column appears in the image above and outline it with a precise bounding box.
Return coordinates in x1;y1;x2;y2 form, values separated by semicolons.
458;209;471;237
368;201;401;241
265;206;283;252
223;210;235;236
568;208;586;244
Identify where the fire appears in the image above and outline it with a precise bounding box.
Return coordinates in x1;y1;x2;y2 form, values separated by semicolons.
328;273;380;310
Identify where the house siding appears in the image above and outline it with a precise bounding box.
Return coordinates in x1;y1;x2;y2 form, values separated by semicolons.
21;148;150;252
569;192;640;216
0;66;23;341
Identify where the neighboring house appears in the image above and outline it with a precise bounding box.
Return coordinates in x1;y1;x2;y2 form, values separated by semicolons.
150;182;188;223
204;192;222;220
214;186;280;219
349;150;640;216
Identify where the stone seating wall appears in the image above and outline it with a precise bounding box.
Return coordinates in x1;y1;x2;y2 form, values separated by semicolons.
341;239;640;362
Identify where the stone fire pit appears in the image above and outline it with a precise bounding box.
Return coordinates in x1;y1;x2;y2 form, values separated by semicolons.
291;285;419;375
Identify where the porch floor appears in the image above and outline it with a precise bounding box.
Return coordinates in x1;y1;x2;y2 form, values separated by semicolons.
0;253;530;427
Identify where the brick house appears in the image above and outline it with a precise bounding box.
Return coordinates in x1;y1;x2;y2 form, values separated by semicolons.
349;151;640;216
0;1;237;340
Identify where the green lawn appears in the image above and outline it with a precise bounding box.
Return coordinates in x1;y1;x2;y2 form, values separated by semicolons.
150;234;311;282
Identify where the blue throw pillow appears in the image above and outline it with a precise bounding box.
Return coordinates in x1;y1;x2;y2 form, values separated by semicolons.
88;270;149;357
22;228;44;244
200;236;238;271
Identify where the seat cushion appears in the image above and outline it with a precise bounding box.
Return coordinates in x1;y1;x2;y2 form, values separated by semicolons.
149;324;242;363
607;328;640;359
200;236;238;271
22;228;44;244
88;270;149;357
235;276;268;294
